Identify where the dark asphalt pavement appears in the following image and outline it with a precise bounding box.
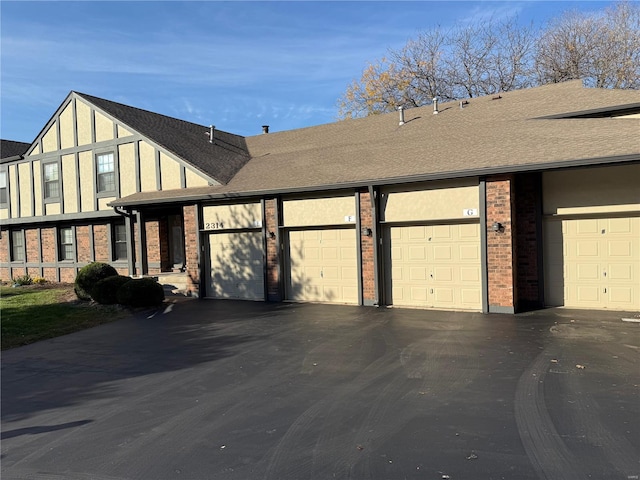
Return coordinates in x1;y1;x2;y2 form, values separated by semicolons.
1;299;638;480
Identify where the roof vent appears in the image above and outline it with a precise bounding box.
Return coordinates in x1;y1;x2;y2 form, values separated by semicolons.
206;125;215;144
398;106;405;126
262;125;269;134
433;97;439;115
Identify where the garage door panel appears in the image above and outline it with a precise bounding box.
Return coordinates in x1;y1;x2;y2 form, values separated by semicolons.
544;216;639;310
287;228;357;304
385;224;481;310
207;231;264;300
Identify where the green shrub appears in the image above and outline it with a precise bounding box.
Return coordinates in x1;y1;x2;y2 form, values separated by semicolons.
13;274;33;286
116;277;165;307
91;275;132;304
74;262;118;301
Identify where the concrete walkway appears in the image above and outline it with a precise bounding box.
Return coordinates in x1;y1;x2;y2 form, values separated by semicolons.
2;299;638;479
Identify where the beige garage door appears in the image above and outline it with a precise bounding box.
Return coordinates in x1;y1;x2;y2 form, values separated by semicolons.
286;228;358;304
384;224;481;310
544;217;640;310
206;231;264;300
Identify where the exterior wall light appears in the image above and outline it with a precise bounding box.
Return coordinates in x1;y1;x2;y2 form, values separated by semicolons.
362;227;373;237
492;222;503;232
268;231;276;239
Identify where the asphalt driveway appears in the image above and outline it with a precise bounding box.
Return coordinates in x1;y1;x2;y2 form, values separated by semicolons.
1;299;638;480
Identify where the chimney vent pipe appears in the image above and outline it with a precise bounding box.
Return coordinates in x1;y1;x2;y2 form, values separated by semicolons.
209;125;215;144
398;106;405;126
262;125;269;134
433;97;439;115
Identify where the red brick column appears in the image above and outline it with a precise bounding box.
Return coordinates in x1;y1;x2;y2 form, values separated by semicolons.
183;204;200;296
359;190;376;305
264;198;281;301
486;175;517;313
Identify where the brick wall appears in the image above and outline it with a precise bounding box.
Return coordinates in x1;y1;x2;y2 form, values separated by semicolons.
41;228;56;263
265;198;280;301
159;217;170;271
25;228;40;263
60;267;76;283
359;190;376;304
94;224;109;262
515;173;542;310
486;175;517;312
146;220;160;263
76;225;93;263
183;205;200;295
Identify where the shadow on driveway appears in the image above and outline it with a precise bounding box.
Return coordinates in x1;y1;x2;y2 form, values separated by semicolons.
1;300;638;479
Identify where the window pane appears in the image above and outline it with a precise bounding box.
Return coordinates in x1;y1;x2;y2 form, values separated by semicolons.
45;181;60;199
97;153;114;173
60;228;73;244
44;163;59;181
98;172;115;192
0;187;6;204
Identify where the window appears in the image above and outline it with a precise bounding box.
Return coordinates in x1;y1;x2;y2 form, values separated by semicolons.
0;170;7;205
113;223;128;260
43;162;60;199
59;227;74;261
11;230;24;262
97;153;115;193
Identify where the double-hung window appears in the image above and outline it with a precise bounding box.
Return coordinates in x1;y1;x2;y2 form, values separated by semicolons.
113;222;128;260
59;227;74;261
0;170;7;206
97;152;115;193
43;162;60;200
11;230;24;262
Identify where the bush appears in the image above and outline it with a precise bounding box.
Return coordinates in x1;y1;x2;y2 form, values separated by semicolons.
13;274;33;286
91;275;132;305
75;262;118;301
116;277;165;307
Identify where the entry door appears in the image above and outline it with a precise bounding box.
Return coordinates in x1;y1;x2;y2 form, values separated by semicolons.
384;224;481;310
207;231;264;300
544;217;640;310
286;228;358;304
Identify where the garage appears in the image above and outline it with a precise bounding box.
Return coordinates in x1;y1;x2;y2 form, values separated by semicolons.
202;203;265;300
380;180;482;311
543;165;640;310
283;195;358;304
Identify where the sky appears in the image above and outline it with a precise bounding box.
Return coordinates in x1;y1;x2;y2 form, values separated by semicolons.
1;1;616;143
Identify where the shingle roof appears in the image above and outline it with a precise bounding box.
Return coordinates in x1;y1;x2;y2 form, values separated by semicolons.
75;93;250;184
1;140;31;161
105;80;640;207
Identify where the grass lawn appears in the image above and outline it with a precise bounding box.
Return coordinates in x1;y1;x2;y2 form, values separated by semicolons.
1;284;130;350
